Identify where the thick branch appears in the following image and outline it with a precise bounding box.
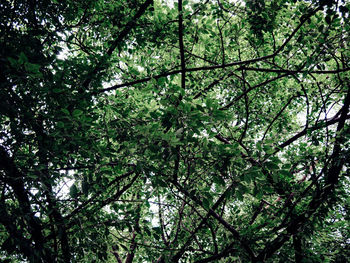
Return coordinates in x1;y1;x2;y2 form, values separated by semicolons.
0;146;52;261
0;201;35;259
276;114;350;153
255;85;350;261
194;242;236;263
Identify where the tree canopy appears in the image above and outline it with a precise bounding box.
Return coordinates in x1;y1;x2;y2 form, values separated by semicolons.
1;0;350;262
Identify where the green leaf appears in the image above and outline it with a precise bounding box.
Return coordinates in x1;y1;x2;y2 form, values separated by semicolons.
155;178;167;187
2;1;348;261
271;173;279;183
213;175;225;186
19;52;28;64
152;226;162;235
7;57;18;67
82;181;89;196
280;170;291;178
61;108;70;115
72;109;83;118
69;184;79;198
53;88;63;93
202;197;210;210
236;190;243;201
57;121;64;128
265;162;279;170
24;62;41;73
144;227;151;236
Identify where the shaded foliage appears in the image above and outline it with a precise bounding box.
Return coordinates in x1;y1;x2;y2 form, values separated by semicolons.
1;0;350;262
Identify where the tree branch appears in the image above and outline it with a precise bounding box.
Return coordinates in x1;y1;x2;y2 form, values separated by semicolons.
82;0;153;90
97;6;321;94
0;146;53;261
65;170;135;221
239;66;350;74
255;85;350;261
171;180;256;260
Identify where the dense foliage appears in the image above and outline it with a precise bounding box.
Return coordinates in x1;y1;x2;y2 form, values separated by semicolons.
1;0;350;262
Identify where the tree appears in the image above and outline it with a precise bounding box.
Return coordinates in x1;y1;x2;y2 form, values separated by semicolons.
0;0;349;262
